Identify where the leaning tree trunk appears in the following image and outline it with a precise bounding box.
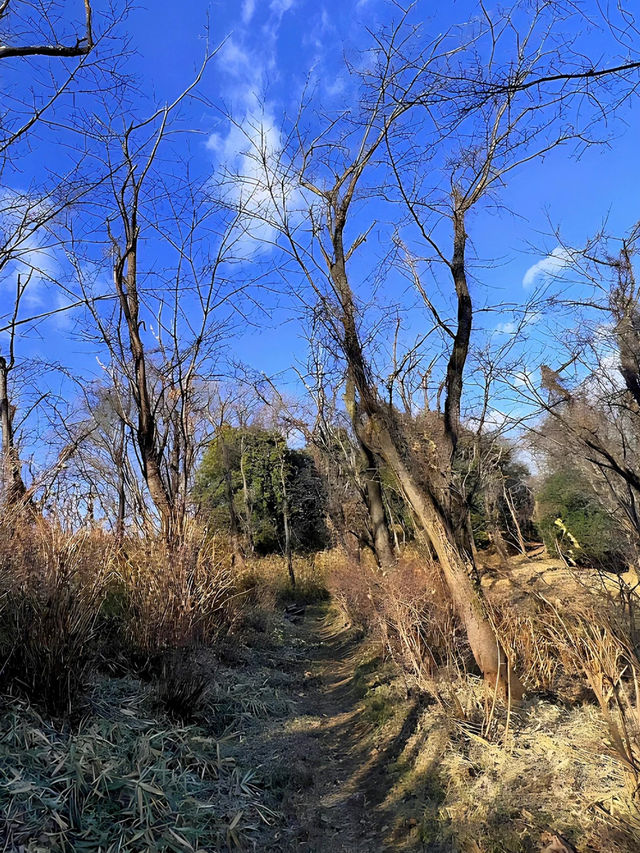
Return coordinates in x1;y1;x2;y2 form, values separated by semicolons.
372;420;523;698
503;485;528;555
329;213;522;698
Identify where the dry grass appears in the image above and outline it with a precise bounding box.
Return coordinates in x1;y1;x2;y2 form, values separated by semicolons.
328;548;467;704
0;525;298;850
0;522;112;715
118;530;238;656
0;519;245;715
347;632;640;852
2;518;640;851
399;696;640;852
241;552;330;605
328;542;640;814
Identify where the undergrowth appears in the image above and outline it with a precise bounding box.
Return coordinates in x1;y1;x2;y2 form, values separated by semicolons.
0;680;272;851
2;517;640;851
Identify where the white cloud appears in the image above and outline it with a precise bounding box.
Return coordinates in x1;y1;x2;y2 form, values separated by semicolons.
513;369;535;388
494;321;517;335
0;189;61;310
218;38;253;79
325;75;346;97
241;0;256;24
208;3;311;258
270;0;296;15
483;409;509;431
522;246;572;289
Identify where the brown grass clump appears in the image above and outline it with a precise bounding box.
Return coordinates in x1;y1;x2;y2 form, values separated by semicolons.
244;552;330;604
377;557;460;686
328;548;465;701
0;521;111;715
328;543;640;799
482;557;640;787
326;549;379;632
118;528;237;657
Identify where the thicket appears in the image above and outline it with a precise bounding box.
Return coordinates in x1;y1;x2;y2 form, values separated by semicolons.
195;426;329;555
0;518;239;718
536;468;627;570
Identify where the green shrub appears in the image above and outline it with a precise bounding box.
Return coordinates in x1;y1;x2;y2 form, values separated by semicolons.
536;470;626;570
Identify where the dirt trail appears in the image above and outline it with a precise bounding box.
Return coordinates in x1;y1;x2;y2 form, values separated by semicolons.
239;605;419;852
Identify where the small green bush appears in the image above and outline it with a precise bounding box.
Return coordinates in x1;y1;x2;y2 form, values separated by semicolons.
536;470;626;570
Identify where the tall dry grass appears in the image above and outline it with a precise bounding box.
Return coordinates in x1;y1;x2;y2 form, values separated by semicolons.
0;519;244;716
0;520;112;714
328;544;640;790
496;590;640;792
118;527;238;656
328;549;464;702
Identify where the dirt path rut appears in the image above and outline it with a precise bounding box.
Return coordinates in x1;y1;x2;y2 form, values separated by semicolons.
239;605;415;852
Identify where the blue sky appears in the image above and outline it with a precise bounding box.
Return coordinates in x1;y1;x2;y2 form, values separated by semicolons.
1;0;639;467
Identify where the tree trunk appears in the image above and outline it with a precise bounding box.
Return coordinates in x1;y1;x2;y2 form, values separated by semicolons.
114;418;126;542
443;201;479;565
114;232;175;543
362;444;395;568
484;484;509;564
0;356;27;506
384;491;401;552
239;434;255;553
504;485;528;556
221;434;245;568
372;420;523;698
345;371;395;568
280;456;296;588
329;213;523;698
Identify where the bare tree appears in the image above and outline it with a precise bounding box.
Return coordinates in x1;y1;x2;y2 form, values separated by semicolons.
0;0;129;509
0;275;29;504
64;60;246;543
227;1;640;694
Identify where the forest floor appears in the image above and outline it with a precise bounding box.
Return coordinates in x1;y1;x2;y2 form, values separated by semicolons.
3;557;640;851
226;591;640;852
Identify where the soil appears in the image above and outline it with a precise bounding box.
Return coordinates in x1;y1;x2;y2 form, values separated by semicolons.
222;585;640;853
230;605;422;852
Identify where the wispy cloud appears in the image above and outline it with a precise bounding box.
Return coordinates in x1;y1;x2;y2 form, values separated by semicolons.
522;246;572;289
270;0;296;16
208;37;303;256
241;0;256;24
494;321;517;335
